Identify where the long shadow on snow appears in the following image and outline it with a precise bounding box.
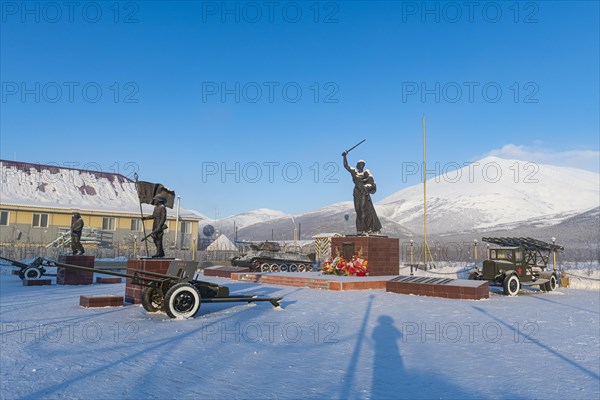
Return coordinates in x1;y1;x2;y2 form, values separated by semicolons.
369;314;486;400
20;294;282;399
472;306;600;381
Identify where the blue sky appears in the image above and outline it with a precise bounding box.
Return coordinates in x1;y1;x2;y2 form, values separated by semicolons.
1;1;599;217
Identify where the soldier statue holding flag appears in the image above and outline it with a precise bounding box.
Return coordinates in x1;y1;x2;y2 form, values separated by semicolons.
134;174;175;258
141;195;168;258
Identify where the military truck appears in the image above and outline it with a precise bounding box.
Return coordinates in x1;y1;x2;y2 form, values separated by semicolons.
231;241;314;272
469;237;563;296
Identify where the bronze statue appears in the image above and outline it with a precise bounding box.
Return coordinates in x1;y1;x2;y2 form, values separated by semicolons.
70;212;85;254
141;195;168;258
342;152;382;235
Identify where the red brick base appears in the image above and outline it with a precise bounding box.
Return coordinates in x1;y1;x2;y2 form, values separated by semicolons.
203;266;250;278
57;255;95;285
386;276;489;300
23;279;52;286
80;295;124;307
125;259;171;304
96;277;123;284
231;272;392;291
331;236;400;276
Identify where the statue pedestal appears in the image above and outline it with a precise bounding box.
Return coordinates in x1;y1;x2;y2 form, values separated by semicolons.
125;259;172;304
331;236;399;276
57;255;95;285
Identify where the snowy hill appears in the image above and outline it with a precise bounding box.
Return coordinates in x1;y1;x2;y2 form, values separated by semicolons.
236;202;414;241
224;157;598;240
211;208;289;238
377;156;599;234
0;160;205;219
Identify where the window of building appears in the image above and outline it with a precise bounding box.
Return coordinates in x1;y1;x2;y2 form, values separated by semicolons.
0;211;9;226
131;219;142;231
180;221;192;234
32;213;49;228
102;217;116;231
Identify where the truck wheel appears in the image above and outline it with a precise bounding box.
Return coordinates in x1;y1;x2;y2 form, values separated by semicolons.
261;263;270;272
24;267;41;279
468;271;480;280
279;264;288;272
142;287;164;312
290;264;298;272
298;264;306;272
503;275;520;296
164;283;201;319
270;264;279;272
547;274;557;291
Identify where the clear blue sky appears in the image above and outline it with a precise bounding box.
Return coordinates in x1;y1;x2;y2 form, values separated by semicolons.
1;1;598;217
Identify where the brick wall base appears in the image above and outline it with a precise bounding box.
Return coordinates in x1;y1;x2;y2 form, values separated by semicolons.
57;255;95;285
331;236;400;276
96;277;123;284
386;276;489;300
23;279;52;286
124;259;171;304
80;295;124;307
203;266;250;278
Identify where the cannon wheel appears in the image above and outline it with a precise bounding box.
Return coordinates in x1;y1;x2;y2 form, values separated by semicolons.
503;274;520;296
24;267;41;279
164;283;201;319
142;287;164;312
18;269;25;280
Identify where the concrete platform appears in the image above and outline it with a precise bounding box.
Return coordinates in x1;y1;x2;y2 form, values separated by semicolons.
386;276;489;300
231;271;395;291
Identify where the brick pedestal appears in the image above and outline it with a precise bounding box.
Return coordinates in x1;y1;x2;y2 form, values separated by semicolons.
204;266;250;278
386;276;489;300
23;279;52;286
57;255;95;285
124;259;171;304
80;295;124;307
96;277;123;284
331;236;399;276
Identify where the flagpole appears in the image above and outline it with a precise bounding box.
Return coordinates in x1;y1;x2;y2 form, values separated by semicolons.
134;173;150;257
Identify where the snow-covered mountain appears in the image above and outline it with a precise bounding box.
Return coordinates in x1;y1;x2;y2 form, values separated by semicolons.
235;202;414;241
376;156;599;234
210;208;289;238
228;156;598;240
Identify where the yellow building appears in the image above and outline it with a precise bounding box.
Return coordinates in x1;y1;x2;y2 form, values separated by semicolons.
0;160;202;251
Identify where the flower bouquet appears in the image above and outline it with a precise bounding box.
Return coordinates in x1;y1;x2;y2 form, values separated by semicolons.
322;255;368;276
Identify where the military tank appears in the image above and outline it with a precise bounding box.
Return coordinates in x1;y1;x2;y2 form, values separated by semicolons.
231;241;314;272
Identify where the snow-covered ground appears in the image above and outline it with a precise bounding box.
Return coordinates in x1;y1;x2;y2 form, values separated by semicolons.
1;269;598;400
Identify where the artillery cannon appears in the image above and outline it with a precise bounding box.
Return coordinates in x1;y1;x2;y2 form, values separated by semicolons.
0;256;55;280
1;256;282;319
231;241;314;272
469;237;563;296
